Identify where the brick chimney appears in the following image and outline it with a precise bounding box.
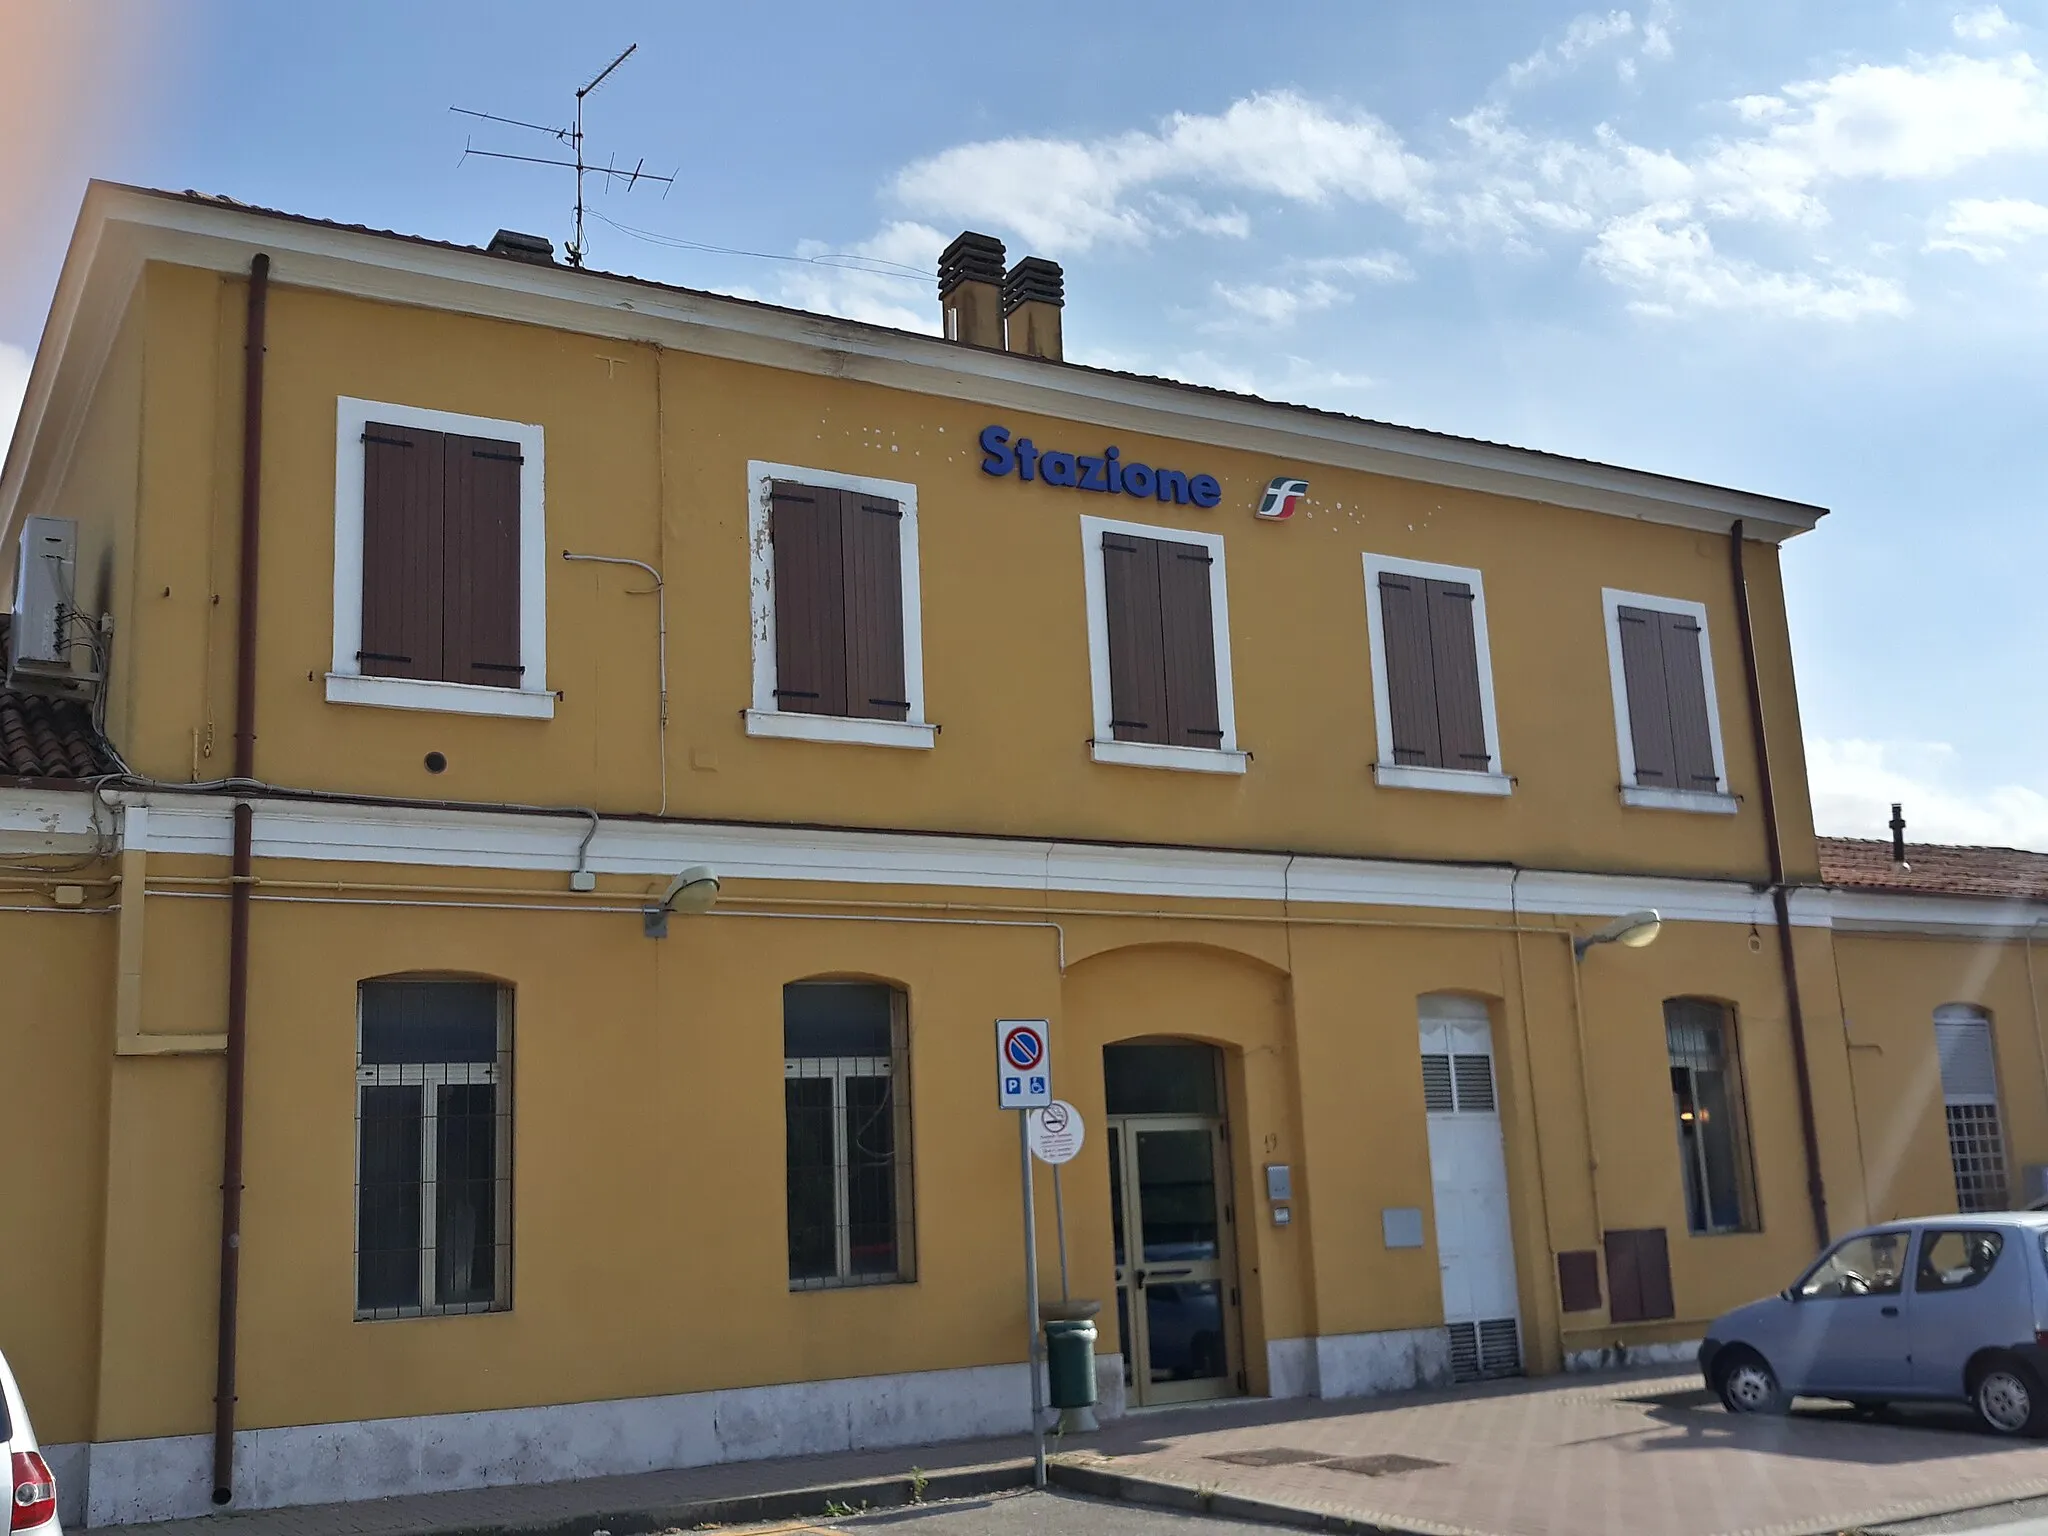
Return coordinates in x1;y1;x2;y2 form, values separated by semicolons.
1002;257;1064;361
938;232;1006;348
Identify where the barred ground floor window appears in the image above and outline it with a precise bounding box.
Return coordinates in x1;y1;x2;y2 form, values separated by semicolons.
356;977;513;1319
1935;1004;2008;1211
784;981;915;1289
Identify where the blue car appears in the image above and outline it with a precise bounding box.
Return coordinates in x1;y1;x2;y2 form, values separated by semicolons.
1700;1214;2048;1436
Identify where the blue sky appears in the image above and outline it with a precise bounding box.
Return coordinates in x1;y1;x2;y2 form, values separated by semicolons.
3;1;2045;848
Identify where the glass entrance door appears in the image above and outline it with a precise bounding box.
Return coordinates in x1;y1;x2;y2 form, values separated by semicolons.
1108;1115;1239;1404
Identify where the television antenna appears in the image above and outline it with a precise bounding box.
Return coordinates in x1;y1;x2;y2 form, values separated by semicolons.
453;42;675;268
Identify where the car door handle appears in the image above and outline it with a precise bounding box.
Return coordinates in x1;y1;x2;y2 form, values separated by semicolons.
1881;1305;1900;1317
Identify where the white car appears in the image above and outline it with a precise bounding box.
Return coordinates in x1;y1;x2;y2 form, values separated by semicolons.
1;1349;59;1535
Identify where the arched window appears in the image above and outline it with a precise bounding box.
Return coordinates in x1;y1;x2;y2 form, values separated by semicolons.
355;977;512;1320
1665;998;1757;1235
1935;1004;2008;1212
784;981;915;1288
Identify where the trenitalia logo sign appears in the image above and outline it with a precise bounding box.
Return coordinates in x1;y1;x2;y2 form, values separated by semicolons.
978;424;1223;508
1257;477;1310;520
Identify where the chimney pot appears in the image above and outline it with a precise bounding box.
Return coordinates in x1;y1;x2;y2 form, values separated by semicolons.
938;231;1006;347
1002;257;1065;361
487;229;556;265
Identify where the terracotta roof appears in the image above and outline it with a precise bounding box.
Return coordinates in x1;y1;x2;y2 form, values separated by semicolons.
1818;836;2048;902
0;621;120;780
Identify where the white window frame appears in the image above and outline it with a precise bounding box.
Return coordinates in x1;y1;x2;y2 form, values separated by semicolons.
1599;588;1737;815
329;398;552;719
1361;553;1509;796
746;461;932;749
1080;514;1247;775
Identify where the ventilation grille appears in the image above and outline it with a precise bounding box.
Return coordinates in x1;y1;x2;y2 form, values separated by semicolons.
1422;1052;1497;1114
1448;1318;1523;1383
1453;1054;1496;1113
1421;1054;1455;1113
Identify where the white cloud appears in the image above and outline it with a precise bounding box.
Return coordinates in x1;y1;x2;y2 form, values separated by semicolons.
1927;194;2048;256
1954;5;2020;42
1641;0;1677;61
891;92;1429;253
1700;54;2048;224
1208;278;1348;328
1807;737;2048;852
1296;250;1416;282
1588;205;1910;318
770;221;945;333
1506;10;1638;88
0;343;28;459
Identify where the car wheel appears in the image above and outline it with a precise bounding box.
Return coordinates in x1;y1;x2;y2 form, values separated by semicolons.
1717;1350;1786;1415
1972;1357;2048;1437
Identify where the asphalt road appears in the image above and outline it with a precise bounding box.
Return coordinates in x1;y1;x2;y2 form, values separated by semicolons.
719;1485;2048;1536
734;1490;1271;1535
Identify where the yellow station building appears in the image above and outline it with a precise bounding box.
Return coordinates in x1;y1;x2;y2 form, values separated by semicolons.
0;183;2036;1525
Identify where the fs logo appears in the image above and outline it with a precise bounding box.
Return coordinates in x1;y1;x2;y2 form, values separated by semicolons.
1256;476;1309;521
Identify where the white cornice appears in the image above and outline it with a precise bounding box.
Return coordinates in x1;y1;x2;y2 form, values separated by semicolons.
0;784;1828;928
1;184;1827;561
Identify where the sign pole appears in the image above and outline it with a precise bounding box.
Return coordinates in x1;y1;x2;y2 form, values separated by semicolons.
1019;1110;1046;1488
1053;1163;1070;1303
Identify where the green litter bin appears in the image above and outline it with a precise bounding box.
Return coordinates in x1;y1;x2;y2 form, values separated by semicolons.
1044;1317;1098;1411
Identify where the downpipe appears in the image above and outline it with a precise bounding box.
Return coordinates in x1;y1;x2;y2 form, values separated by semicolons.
213;252;268;1505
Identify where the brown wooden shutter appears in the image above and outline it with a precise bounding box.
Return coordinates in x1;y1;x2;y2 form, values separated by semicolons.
770;482;847;716
1158;539;1222;749
359;422;445;681
1658;611;1720;791
844;492;908;721
1424;578;1490;771
1616;606;1675;787
443;434;524;685
1377;572;1441;767
1102;533;1168;744
1604;1228;1675;1322
1557;1250;1603;1313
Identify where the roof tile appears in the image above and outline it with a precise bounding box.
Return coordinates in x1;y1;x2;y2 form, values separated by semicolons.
1817;836;2048;902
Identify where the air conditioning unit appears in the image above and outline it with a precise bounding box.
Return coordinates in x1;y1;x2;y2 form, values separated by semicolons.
9;515;78;680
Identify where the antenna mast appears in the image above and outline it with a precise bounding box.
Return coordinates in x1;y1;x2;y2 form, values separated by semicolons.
453;42;675;268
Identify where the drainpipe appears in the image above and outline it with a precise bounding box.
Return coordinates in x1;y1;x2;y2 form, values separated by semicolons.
1729;519;1829;1253
213;252;268;1505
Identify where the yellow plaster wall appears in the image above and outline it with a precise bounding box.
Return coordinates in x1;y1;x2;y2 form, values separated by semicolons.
1832;930;2048;1222
95;273;1817;888
0;907;116;1444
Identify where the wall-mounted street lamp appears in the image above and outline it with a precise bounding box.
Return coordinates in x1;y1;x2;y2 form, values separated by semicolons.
644;865;719;937
1573;909;1662;961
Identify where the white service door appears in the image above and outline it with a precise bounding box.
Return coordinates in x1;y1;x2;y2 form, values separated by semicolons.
1420;996;1522;1380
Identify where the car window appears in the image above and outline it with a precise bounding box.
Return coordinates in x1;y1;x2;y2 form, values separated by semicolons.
1798;1230;1908;1299
1918;1229;2004;1292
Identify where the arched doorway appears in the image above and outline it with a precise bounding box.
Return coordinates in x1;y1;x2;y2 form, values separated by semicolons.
1105;1040;1243;1405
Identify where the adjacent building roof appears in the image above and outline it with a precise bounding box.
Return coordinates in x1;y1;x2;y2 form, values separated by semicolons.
0;621;121;780
1818;836;2048;903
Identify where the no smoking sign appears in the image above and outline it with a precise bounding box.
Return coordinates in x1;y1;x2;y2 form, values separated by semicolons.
995;1019;1051;1108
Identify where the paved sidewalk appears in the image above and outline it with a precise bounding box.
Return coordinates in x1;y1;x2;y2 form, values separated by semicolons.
114;1370;2048;1536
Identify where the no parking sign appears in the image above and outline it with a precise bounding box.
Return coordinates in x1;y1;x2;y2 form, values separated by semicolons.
996;1019;1051;1108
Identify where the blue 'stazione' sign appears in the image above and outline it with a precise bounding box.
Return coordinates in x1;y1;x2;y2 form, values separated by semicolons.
979;424;1221;508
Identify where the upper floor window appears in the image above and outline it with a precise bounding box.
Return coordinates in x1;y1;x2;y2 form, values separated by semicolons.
784;981;916;1289
1362;554;1507;795
1666;998;1758;1235
1600;590;1734;814
329;399;551;719
356;977;513;1320
1935;1004;2008;1212
1081;515;1245;775
746;463;932;750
